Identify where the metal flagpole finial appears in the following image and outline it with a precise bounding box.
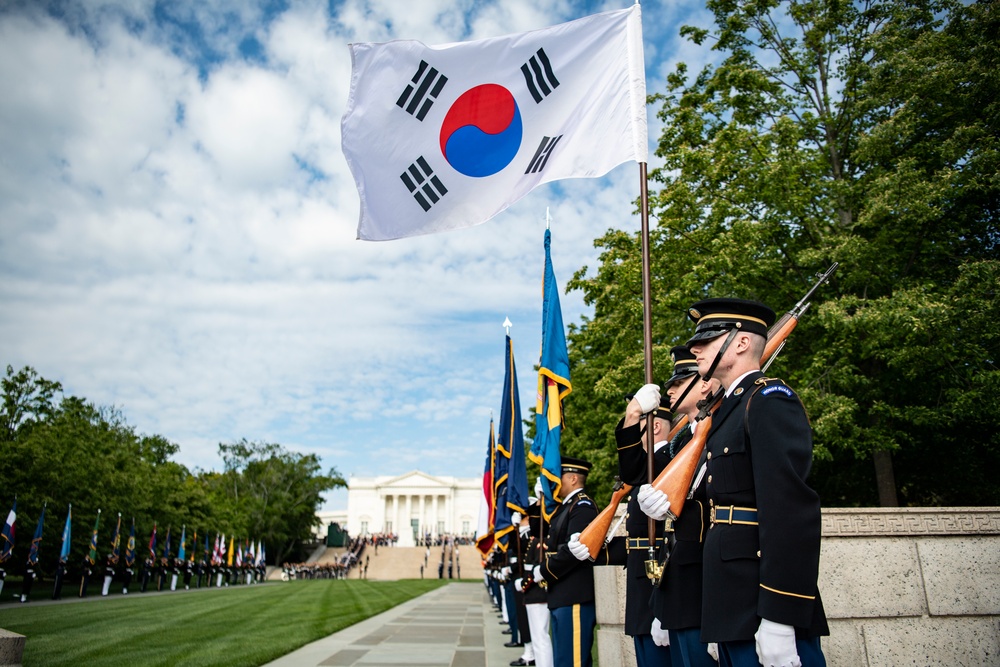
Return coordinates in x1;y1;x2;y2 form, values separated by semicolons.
503;317;512;335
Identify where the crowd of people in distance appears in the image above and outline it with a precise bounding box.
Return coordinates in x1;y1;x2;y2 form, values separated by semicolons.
363;532;397;549
416;533;475;547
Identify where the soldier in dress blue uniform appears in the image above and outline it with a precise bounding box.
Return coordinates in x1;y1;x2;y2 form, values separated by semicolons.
517;503;551;667
637;347;720;666
680;298;828;667
532;457;599;667
567;390;674;667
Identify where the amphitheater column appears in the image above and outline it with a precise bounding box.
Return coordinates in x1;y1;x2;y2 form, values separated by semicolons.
401;494;414;546
445;493;452;534
419;495;427;539
386;494;395;533
393;494;401;535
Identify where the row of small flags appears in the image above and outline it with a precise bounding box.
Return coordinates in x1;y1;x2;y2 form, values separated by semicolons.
0;500;265;570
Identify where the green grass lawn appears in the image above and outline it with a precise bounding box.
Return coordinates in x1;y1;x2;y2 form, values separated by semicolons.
0;579;448;666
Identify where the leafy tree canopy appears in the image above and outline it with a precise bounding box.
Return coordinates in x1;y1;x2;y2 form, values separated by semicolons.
561;0;999;507
0;365;346;573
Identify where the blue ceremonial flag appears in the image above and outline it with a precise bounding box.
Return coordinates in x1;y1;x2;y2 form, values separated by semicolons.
162;526;172;560
87;509;101;564
177;525;186;562
125;518;136;568
0;500;15;564
494;334;528;547
343;5;647;240
27;505;45;566
58;504;72;563
531;228;572;520
504;367;531;522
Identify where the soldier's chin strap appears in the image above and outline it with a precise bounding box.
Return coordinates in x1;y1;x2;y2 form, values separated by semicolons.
668;375;698;414
700;326;741;383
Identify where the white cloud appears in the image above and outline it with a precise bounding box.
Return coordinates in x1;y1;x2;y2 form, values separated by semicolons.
0;0;708;505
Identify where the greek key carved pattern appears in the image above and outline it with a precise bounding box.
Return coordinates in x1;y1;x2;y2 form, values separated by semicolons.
821;508;1000;537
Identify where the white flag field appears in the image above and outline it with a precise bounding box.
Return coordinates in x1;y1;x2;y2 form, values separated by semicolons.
341;5;648;241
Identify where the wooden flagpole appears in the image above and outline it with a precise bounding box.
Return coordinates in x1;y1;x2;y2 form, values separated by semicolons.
638;162;657;556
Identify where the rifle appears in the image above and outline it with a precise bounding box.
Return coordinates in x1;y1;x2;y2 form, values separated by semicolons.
577;420;684;560
578;263;838;560
650;262;838;519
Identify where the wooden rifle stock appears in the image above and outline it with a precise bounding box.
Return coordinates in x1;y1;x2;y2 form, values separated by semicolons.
577;418;688;558
578;481;632;560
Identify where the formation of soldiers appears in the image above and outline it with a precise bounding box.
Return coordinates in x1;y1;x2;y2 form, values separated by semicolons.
281;561;353;580
483;298;828;667
10;550;269;603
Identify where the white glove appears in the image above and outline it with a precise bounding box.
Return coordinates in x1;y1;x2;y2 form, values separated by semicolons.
534;477;544;497
514;577;523;592
501;566;511;578
519;524;530;538
637;484;672;521
650;618;670;647
532;565;543;582
511;511;522;527
633;383;661;414
707;642;719;661
755;619;801;667
567;532;590;561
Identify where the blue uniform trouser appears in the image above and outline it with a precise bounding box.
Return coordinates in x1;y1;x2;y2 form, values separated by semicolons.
551;603;595;667
504;580;520;643
718;637;826;667
489;577;501;607
633;633;672;667
668;628;716;667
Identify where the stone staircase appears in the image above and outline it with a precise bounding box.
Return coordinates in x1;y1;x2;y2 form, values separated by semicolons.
313;545;484;580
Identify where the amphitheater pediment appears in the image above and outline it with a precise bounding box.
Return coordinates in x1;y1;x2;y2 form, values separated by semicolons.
377;470;452;491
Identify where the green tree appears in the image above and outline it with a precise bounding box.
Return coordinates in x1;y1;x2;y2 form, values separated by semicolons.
564;0;999;506
0;365;62;443
1;366;351;571
214;439;346;564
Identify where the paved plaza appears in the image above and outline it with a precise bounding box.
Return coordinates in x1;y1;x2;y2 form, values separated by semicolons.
264;582;519;667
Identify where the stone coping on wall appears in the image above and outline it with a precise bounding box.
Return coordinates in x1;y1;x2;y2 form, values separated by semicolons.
821;507;1000;537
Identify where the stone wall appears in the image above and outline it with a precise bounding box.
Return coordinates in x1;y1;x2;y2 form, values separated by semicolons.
595;507;1000;666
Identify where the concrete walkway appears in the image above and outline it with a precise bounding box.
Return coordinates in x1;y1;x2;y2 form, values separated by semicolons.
263;582;523;667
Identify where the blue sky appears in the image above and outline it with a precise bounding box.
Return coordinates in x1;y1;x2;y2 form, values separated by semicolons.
0;0;715;510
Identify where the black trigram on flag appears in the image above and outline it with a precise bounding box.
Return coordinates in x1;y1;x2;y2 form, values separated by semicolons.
521;48;560;104
401;157;448;211
525;135;563;174
396;60;448;121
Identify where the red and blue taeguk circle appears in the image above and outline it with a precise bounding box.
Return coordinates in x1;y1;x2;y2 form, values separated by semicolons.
439;84;522;178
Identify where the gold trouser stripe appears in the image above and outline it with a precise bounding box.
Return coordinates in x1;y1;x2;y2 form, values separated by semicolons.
572;604;581;667
760;583;816;600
